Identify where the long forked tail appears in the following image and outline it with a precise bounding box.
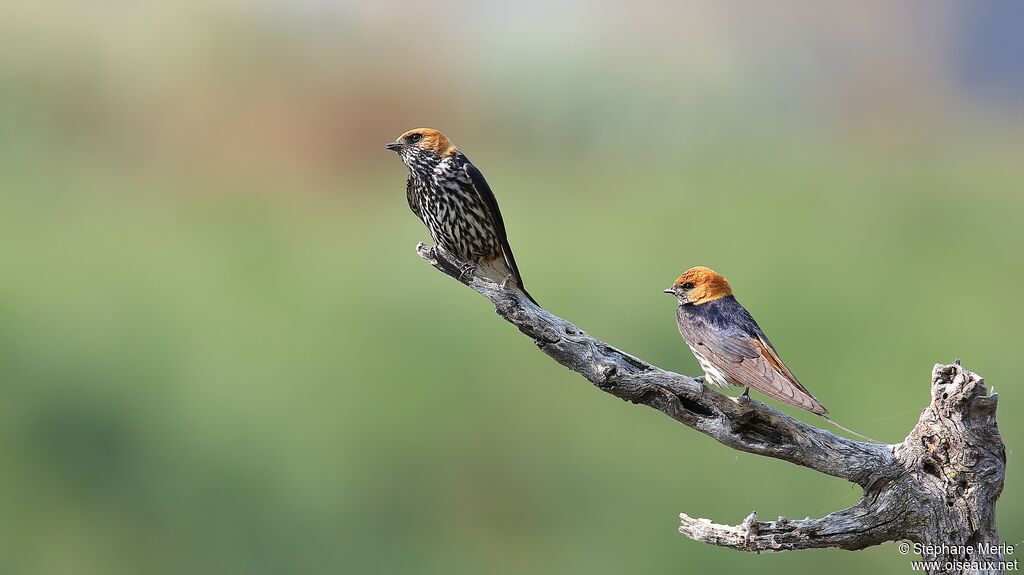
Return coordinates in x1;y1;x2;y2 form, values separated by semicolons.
818;415;877;442
476;256;538;306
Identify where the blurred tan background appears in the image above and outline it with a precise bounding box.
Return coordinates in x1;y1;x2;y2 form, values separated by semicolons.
1;1;1022;574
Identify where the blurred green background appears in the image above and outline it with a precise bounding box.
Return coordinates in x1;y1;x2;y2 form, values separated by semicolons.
1;2;1021;574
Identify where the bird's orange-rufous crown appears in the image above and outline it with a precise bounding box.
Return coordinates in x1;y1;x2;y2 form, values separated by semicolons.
673;266;733;305
399;128;458;157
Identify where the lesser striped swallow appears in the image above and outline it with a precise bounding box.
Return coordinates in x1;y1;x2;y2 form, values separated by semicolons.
386;128;536;304
663;266;828;415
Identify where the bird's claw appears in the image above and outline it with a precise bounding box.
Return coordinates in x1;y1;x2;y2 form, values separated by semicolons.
457;262;477;282
499;274;514;291
692;376;707;400
739;387;751;405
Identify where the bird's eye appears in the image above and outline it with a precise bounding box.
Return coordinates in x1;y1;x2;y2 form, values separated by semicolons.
681;282;695;290
407;133;422;143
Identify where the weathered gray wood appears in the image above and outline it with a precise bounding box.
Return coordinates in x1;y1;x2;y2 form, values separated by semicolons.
417;243;1007;574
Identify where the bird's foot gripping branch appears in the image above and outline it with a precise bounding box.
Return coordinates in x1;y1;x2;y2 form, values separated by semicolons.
417;244;1007;575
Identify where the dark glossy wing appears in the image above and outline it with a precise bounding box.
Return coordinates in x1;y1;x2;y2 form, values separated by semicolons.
680;309;827;414
405;175;422;221
463;162;537;305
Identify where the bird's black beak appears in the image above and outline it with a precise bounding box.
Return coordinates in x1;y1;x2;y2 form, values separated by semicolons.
662;288;676;295
385;141;403;151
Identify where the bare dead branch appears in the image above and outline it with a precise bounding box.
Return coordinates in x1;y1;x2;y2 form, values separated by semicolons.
417;243;1007;574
